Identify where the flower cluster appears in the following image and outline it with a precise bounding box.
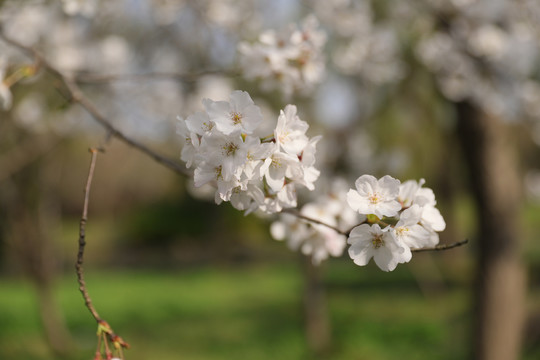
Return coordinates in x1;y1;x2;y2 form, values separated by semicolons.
269;174;446;271
347;175;446;271
177;90;321;214
270;179;363;265
237;15;327;98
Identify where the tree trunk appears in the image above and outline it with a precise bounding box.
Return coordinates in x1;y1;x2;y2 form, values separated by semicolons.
456;101;526;360
2;160;74;357
301;256;331;357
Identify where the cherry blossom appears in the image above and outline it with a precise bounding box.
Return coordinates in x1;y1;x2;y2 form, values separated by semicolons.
343;176;447;271
348;223;409;272
203;90;263;135
392;205;432;249
238;15;327;97
179;90;321;215
347;175;401;218
274;104;310;156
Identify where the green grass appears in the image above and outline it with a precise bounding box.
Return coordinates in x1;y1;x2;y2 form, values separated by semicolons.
0;259;537;360
0;260;469;360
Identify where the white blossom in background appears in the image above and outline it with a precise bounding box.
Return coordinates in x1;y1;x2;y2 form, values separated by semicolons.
150;0;186;25
346;175;446;271
238;15;327;98
333;27;405;85
204;0;261;34
14;94;47;133
97;36;132;72
0;2;51;45
61;0;97;17
270;178;363;265
178;90;321;214
525;170;540;202
0;58;12;110
310;0;405;85
311;0;372;38
414;0;540;121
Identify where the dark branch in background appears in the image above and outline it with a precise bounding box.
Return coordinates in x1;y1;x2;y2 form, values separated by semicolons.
74;69;240;84
0;32;469;255
0;32;192;177
76;148;102;323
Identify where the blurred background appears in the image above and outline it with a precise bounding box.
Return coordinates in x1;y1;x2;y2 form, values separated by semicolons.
1;0;540;359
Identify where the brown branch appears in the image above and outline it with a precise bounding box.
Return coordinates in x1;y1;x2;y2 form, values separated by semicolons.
282;208;469;253
411;238;469;253
73;69;239;84
76;148;101;323
0;32;192;177
281;208;349;236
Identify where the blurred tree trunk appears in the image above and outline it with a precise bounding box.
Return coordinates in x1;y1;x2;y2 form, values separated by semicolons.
456;101;526;360
302;256;331;357
2;158;73;357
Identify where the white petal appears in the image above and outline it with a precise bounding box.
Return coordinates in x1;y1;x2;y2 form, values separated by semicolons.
379;175;400;197
421;206;446;232
373;247;398;272
270;222;287;241
348;244;372;266
346;189;365;212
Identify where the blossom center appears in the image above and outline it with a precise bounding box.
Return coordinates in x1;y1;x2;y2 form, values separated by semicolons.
371;234;385;249
230;112;243;125
203;121;214;131
368;192;381;204
223;142;239;156
396;227;408;236
214;165;223;180
278;131;289;144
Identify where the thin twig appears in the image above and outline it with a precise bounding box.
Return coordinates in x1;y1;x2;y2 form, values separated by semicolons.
76;148;130;357
0;32;192;177
411;238;469;253
76;148;101;322
281;208;349;236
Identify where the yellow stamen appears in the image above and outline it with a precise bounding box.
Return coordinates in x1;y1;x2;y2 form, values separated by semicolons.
230;112;243;124
223;142;238;156
372;234;385;249
368;193;380;204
